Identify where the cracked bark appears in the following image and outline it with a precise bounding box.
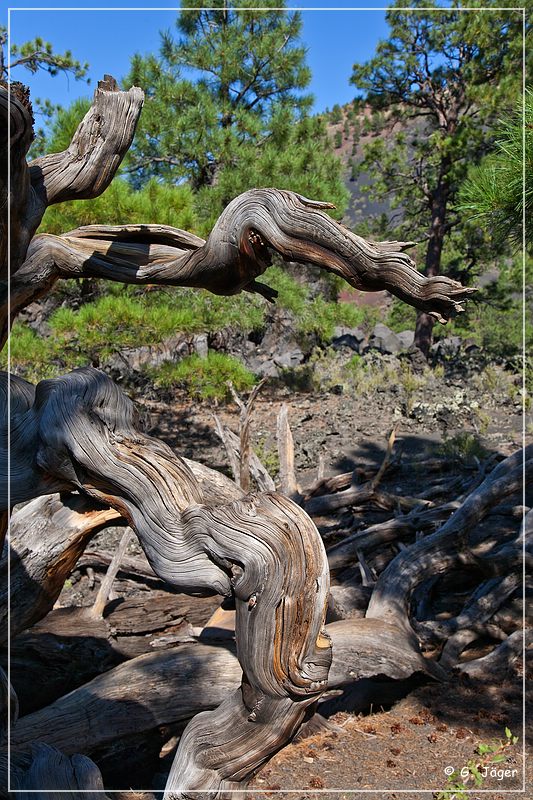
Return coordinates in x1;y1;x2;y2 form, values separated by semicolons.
2;74;478;796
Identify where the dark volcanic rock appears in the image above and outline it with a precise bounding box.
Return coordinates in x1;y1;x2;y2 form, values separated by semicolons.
273;348;305;369
431;336;463;359
396;330;415;351
367;323;401;355
331;326;366;353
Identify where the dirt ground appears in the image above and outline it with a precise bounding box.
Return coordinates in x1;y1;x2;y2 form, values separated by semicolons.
247;671;529;799
51;366;531;800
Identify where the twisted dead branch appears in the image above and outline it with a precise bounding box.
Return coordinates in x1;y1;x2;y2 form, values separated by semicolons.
2;368;331;798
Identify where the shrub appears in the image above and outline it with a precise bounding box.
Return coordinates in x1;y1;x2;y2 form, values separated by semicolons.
438;432;488;464
261;267;378;340
150;353;256;401
2;324;58;382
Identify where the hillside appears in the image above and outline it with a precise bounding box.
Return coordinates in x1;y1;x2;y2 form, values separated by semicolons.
325;101;396;228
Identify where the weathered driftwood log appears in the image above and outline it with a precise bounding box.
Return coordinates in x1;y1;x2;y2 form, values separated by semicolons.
3;367;331;798
457;629;532;678
5;187;475;346
9;618;441;758
2;78;475;347
2;76;143;282
1;493;121;643
7;591;214;715
365;446;532;633
2;392;241;643
326;500;460;572
305;483;432;517
0;666;17;742
213;418;275;492
416;573;522;647
7;742;109;799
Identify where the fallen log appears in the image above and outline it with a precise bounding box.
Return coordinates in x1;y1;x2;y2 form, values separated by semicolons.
365;446;531;632
4;76;475;346
2;75;144;307
326;500;459;572
0;666;17;742
305;484;431;517
2;452;241;642
303;457;462;500
415;573;522;646
457;629;532;678
78;549;158;582
9;618;442;758
7;591;223;715
1;493;122;643
8;742;110;799
3;368;332;799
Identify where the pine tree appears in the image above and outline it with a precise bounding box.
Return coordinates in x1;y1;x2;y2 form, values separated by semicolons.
37;101;198;235
343;119;350;140
1;26;89;157
329;104;343;124
350;0;525;355
123;0;347;232
459;89;533;251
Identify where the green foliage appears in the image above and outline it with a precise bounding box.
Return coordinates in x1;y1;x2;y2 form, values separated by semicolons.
399;362;426;414
123;1;347;232
2;27;90;159
329;103;343;123
262;267;378;340
459;89;533;250
254;435;280;479
40;177;198;235
1;26;88;82
441;253;532;361
334;130;342;149
1;324;58;383
386;298;418;333
33;100;199;233
193;114;348;235
343;119;350;140
6;285;266;382
309;350;405;397
434;728;519;800
350;0;524;348
49;287;264;359
437;432;488;464
151;352;256;400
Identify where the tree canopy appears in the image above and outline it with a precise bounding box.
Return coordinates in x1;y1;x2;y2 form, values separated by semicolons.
350;0;525;354
459;89;533;252
123;0;347;232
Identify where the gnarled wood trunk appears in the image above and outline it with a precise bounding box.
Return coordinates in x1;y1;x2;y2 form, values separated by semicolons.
2;73;480;796
3;367;332;797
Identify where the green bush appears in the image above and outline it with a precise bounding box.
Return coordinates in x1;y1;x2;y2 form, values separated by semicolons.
150;352;256;401
1;324;58;382
39;177;198;235
46;287;266;365
262;266;378;339
385;298;417;333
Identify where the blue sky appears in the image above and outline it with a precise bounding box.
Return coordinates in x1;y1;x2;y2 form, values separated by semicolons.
6;2;391;115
